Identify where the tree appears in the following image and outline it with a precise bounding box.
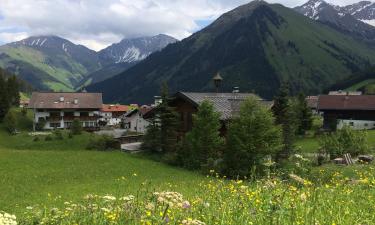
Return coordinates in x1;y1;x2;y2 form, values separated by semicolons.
224;97;283;178
272;83;297;161
3;110;17;134
179;100;224;170
141;82;179;154
159;83;179;153
70;119;82;135
295;93;313;135
0;72;10;121
6;75;20;107
141;116;161;153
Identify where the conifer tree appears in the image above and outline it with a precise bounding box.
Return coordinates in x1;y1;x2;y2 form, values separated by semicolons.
224;97;282;177
159;83;179;153
0;72;10;121
180;100;224;170
6;75;20;107
272;83;297;161
295;93;313;135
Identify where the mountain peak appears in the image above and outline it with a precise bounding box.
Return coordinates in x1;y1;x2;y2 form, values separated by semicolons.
99;34;177;64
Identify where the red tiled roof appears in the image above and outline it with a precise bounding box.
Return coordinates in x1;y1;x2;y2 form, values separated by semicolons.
318;95;375;111
101;104;129;112
28;92;103;109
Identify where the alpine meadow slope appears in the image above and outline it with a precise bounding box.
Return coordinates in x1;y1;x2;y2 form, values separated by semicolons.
87;1;375;104
0;35;177;91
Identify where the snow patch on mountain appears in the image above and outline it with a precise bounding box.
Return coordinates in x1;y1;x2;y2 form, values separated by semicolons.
361;19;375;26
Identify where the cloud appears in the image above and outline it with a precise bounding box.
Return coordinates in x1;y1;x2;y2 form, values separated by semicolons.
0;0;368;50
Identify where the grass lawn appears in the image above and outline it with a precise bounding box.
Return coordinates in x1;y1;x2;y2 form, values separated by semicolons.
296;130;375;153
0;126;206;216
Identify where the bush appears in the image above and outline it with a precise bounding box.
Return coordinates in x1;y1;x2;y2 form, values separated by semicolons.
319;126;369;159
279;154;312;178
70;119;82;135
45;135;53;141
36;118;46;131
3;110;17;134
223;97;283;178
86;135;119;151
53;129;64;140
33;136;40;142
21;107;28;116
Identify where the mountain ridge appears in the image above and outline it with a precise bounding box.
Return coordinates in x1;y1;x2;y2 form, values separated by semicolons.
87;1;375;104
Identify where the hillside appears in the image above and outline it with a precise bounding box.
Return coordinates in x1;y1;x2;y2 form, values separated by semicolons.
87;1;375;104
0;35;177;91
0;36;102;91
294;0;375;40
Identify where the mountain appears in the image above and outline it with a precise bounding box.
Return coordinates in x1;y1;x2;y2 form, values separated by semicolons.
342;1;375;25
79;34;178;86
294;0;375;40
87;1;375;104
0;36;101;91
77;62;137;88
98;34;178;65
0;34;177;91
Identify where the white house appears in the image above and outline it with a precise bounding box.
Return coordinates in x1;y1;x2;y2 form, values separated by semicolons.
99;104;129;126
28;92;102;130
122;106;152;134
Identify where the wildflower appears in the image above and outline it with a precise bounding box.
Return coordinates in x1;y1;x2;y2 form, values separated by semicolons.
181;218;206;225
102;195;116;201
0;212;17;225
120;195;135;201
26;206;33;210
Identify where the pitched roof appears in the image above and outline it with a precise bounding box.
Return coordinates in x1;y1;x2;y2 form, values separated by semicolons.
28;92;103;109
101;104;129;112
124;105;153;118
176;92;271;120
318;95;375;111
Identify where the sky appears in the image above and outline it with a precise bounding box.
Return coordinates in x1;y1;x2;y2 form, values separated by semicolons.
0;0;367;51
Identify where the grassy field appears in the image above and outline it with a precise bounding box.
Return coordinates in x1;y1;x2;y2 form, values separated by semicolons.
1;110;375;224
0;129;206;217
295;129;375;153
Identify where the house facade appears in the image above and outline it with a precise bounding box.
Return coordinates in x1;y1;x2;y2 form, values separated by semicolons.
170;92;273;136
100;104;129;126
28;92;103;130
318;95;375;130
122;105;152;134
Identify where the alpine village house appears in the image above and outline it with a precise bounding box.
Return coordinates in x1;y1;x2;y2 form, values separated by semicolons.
28;92;103;131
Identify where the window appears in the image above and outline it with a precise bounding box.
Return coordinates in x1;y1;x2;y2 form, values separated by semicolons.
365;123;368;127
349;122;354;126
50;122;60;128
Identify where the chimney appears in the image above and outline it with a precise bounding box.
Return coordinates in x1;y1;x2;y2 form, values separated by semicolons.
59;96;64;102
74;98;78;104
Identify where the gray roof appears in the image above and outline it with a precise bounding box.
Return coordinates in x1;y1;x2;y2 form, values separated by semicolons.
177;92;273;120
28;92;103;109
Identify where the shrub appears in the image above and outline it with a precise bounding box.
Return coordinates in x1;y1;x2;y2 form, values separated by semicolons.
45;135;53;141
319;126;369;159
35;118;46;131
21;107;28;116
70;119;82;135
53;129;64;140
68;132;73;139
86;135;119;151
224;97;283;178
33;136;40;142
3;110;17;134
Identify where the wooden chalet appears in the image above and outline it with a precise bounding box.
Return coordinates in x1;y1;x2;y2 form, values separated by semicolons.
318;95;375;130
